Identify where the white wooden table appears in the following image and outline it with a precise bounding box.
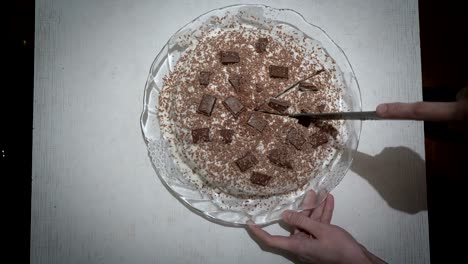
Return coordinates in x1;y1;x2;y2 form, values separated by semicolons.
31;0;429;263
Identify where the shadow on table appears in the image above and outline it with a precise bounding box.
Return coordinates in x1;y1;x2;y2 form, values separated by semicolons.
247;146;428;263
247;146;428;262
351;146;428;214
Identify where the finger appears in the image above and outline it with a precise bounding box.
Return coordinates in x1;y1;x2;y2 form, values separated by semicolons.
320;194;334;224
247;222;301;252
299;190;317;215
282;210;325;238
376;102;458;121
294;191;317;234
310;196;326;222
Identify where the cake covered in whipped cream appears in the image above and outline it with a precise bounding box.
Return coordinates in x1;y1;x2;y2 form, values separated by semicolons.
158;25;342;196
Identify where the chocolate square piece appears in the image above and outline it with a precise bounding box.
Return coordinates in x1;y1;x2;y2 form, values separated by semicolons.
192;128;210;143
228;74;244;93
197;94;217;116
267;148;292;169
298;81;319;91
250;172;272;186
297;109;314;127
199;71;212;85
309;132;328;147
254;103;269;111
220;129;234;144
320;123;338;138
317;104;326;113
269;65;289;78
287;128;306;150
247;114;268;132
255;38;268;53
228;77;240;92
297;117;313;128
268;98;290;113
220;51;240;64
223;96;245;118
235;152;258;172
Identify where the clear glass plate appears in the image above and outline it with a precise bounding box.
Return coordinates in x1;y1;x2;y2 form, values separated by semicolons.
140;4;361;226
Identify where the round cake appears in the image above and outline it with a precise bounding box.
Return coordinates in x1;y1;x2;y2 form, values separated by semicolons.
158;25;342;196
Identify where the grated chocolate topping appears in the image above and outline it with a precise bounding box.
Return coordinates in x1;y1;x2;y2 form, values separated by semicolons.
158;25;343;197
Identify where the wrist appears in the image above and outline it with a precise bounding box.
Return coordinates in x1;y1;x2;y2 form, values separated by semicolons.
337;247;374;264
359;245;387;264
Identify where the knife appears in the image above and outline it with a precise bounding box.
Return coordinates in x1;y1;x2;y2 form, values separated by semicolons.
256;110;383;120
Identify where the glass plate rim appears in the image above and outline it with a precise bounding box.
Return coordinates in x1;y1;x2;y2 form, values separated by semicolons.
140;4;363;226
